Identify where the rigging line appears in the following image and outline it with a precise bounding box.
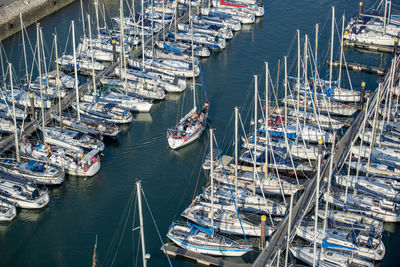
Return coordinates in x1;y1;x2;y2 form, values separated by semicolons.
220;109;235;152
131;190;138;267
141;188;174;267
212;133;249;246
110;189;135;267
104;186;136;265
63;23;72;56
285;30;298;59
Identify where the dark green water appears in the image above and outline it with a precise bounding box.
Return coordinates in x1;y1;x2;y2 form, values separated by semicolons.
0;0;398;266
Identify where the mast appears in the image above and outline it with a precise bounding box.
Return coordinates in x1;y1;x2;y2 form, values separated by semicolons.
314;23;318;105
191;9;196;109
102;4;107;32
303;35;308;127
338;14;345;89
88;14;97;98
210;129;215;233
234;107;238;205
40;28;50;93
253;74;258;189
37;23;46;143
264;61;269;180
162;0;165;42
54;34;63;132
136;181;148;267
321;133;336;254
296;29;300;138
72;21;81;122
151;0;154;58
94;0;100;39
20;13;29;87
91;235;97;267
141;0;145;71
9;63;20;163
312;139;323;267
80;0;86;38
367;83;382;169
384;0;388;34
328;6;335;88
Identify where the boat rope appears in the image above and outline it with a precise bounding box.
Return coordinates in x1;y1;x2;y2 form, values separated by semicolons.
212;134;249;246
103;185;136;266
141;188;174;267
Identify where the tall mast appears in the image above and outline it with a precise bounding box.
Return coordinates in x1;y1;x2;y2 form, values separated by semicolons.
37;23;46;143
314;23;318;105
253;74;258;188
191;4;196;109
329;6;335;88
141;0;145;71
321;133;336;254
264;61;269;180
151;0;154;57
20;13;29;87
40;28;50;93
9;63;20;163
72;21;81;122
54;34;63;132
80;0;86;38
297;29;300;118
210;129;214;233
162;0;165;42
94;0;100;39
234;107;238;205
312;139;323;267
136;181;148;267
338;14;345;89
384;0;388;34
88;14;96;97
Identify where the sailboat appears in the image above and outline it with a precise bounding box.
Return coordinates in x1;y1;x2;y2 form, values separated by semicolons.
167;222;252;256
167;19;209;149
290;246;374;267
0;177;49;209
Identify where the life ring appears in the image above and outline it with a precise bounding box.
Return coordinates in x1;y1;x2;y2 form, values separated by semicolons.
184;136;188;142
83;166;88;173
97;155;100;163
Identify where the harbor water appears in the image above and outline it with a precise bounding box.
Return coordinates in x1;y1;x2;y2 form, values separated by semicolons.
0;0;398;266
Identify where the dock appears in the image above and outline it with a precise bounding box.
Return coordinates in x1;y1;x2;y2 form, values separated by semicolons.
0;0;76;41
162;244;252;267
329;60;386;76
344;39;397;54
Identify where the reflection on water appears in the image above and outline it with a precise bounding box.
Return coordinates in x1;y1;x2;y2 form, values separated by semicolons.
133;112;153;122
17;208;50;223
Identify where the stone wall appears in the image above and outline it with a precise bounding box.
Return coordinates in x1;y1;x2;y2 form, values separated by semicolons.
0;0;76;41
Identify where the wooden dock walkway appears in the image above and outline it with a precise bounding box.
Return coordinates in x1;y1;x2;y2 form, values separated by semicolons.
344;39;397;54
329;60;386;76
163;244;252;267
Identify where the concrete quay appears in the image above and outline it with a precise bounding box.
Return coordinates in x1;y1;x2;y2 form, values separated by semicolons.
0;0;75;41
